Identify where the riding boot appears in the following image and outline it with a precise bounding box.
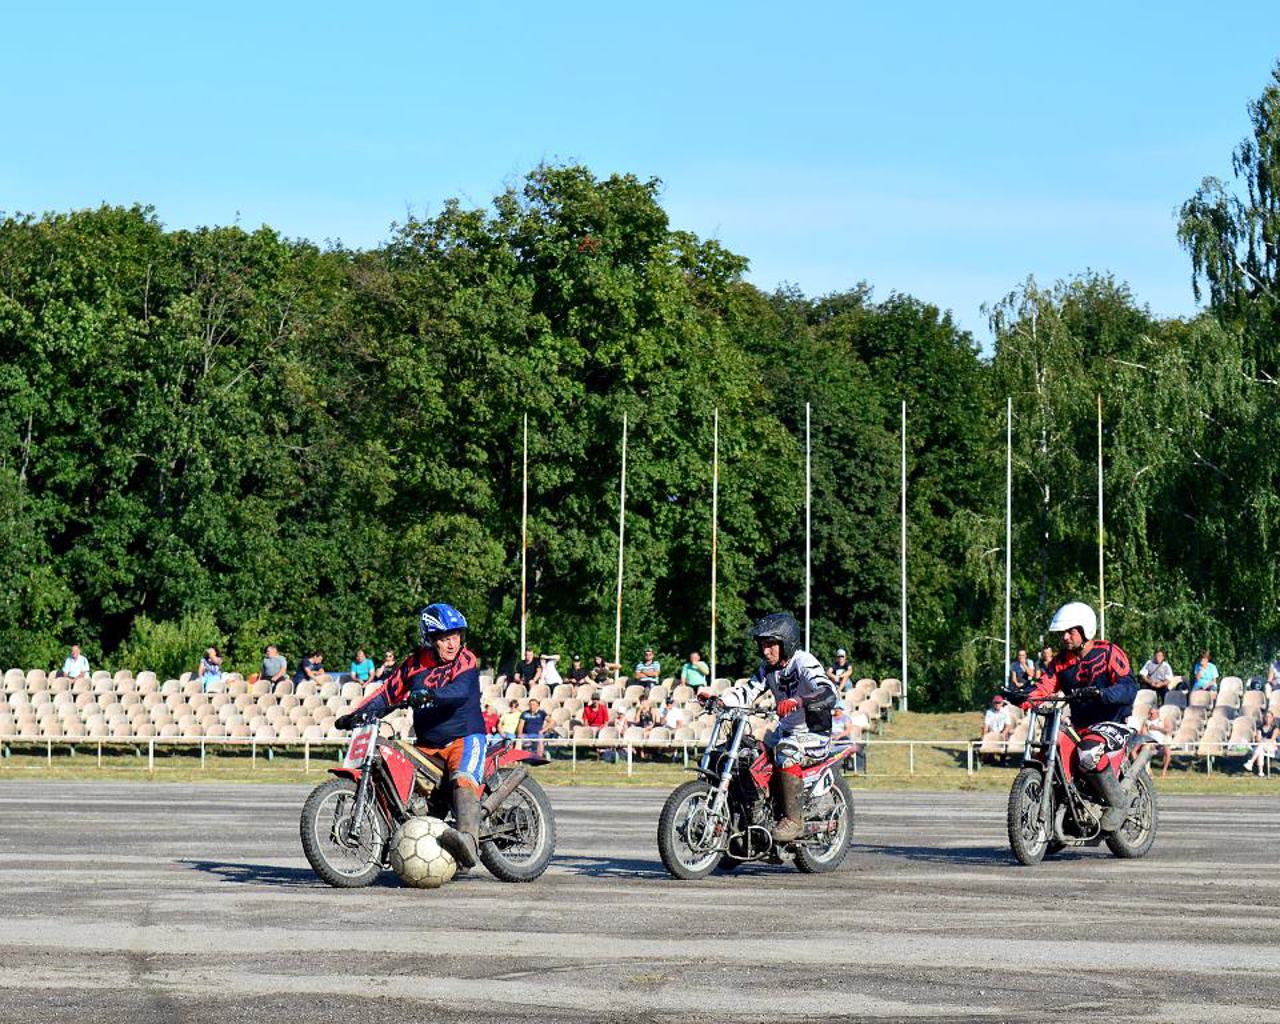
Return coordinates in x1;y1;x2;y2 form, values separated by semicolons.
439;785;480;869
1088;768;1130;832
770;769;805;843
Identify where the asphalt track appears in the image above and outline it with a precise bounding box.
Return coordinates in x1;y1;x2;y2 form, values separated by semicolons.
1;780;1276;1023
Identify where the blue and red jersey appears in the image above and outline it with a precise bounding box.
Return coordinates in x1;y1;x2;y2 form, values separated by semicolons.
352;646;484;748
1028;640;1137;729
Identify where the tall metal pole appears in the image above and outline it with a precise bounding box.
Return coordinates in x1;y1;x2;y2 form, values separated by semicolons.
520;413;528;656
1005;397;1012;692
1097;394;1105;641
805;402;812;651
613;413;628;685
710;408;719;687
900;400;908;712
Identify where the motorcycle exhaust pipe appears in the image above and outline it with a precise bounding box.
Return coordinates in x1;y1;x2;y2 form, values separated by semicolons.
483;764;529;816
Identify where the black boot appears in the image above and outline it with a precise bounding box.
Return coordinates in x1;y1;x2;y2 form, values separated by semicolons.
1088;769;1130;832
770;770;805;842
439;786;480;869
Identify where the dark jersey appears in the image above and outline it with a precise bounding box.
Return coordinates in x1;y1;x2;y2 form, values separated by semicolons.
1028;640;1137;730
352;647;484;747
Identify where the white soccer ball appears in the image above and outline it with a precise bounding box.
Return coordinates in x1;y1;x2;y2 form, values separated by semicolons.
389;816;457;889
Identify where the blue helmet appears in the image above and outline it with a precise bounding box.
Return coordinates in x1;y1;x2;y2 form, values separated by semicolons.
419;603;467;647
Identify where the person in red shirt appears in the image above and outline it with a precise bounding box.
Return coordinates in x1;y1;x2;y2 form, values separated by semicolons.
1024;601;1138;831
481;703;499;735
581;696;610;732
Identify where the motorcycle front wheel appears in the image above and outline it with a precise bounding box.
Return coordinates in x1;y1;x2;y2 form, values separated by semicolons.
657;779;727;880
1007;767;1051;866
1105;768;1158;859
299;777;389;888
479;775;556;882
794;773;855;873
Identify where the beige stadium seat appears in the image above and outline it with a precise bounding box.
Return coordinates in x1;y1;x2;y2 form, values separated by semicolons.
598;684;621;703
562;698;583;716
85;717;108;738
1159;706;1183;732
176;714;200;733
181;680;202;697
647;726;672;748
318;680;340;699
858;699;881;721
980;730;1009;756
177;671;193;686
232;693;254;711
597;726;620;744
1189;690;1213;709
571;725;596;742
160;679;180;695
25;669;48;688
136;671;157;689
1219;676;1244;704
673;726;696;745
278;694;299;710
53;690;76;708
3;669;24;691
29;689;51;707
287;705;311;724
481;682;502;701
226;678;248;696
91;670;111;685
624;685;647;703
255;725;277;741
648;685;669;705
119;691;141;708
204;723;227;738
249;678;270;697
49;677;71;694
337;681;360;702
551;683;574;702
529;683;551;701
277;724;300;741
18;720;40;738
622;726;647;745
109;723;133;739
266;706;289;725
217;702;240;723
1228;717;1256;745
711;678;732;694
113;669;134;684
881;678;903;697
671;684;694;704
229;724;251;740
302;724;325;741
256;694;278;710
575;683;598;701
41;719;64;738
294;680;316;698
504;683;528;700
1133;689;1158;709
1243;690;1267;714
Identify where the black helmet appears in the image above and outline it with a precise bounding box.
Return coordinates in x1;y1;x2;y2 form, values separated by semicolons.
751;612;800;662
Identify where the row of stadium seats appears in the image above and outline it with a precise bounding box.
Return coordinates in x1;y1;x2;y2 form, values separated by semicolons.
1;667;903;746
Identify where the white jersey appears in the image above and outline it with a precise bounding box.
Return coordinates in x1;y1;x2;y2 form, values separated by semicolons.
722;650;837;734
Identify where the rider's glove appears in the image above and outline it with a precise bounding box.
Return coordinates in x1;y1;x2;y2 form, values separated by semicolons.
696;690;714;705
408;688;434;709
1068;686;1101;703
334;712;357;731
776;697;802;717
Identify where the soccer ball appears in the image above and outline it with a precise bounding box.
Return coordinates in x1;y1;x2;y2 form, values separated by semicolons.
389;816;457;889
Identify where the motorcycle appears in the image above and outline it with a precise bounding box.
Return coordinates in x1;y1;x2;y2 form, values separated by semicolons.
1005;690;1158;866
299;709;556;887
656;699;856;879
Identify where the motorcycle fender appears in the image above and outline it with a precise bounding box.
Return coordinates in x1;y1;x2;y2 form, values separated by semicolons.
806;768;834;798
328;768;361;782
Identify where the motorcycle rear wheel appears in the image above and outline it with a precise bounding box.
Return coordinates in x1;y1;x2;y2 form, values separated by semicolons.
299;777;389;888
479;775;556;882
1007;767;1051;866
657;779;726;880
1105;769;1158;859
793;773;855;873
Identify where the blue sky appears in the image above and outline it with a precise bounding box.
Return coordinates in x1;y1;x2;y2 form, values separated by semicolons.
2;2;1276;339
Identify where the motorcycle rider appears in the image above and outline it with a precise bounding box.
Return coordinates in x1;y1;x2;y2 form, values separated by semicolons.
335;603;485;869
1022;601;1138;831
714;612;838;842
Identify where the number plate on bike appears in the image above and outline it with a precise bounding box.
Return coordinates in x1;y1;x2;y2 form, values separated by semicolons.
343;723;378;768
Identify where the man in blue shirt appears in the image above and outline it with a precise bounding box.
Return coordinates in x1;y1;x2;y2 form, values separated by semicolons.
633;648;661;687
349;648;375;683
519;699;549;757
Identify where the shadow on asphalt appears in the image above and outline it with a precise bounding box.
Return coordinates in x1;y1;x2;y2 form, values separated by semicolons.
549;854;670;878
180;858;397;887
850;843;1024;866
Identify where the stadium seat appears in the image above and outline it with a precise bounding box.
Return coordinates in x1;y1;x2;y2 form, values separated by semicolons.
303;725;325;741
277;725;300;741
204;723;226;738
226;679;248;696
1189;690;1213;709
1228;717;1256;746
255;725;277;741
1243;690;1267;714
250;679;271;697
648;685;668;705
318;680;340;699
571;725;595;742
624;685;647;703
25;669;47;688
671;684;694;704
181;680;202;697
48;677;71;694
598;684;621;703
1163;690;1188;710
529;684;551;701
3;668;24;691
575;683;598;702
551;683;574;702
647;726;672;748
504;683;528;700
132;723;155;738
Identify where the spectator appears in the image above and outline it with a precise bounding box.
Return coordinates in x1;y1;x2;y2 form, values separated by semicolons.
1037;645;1055;677
498;700;522;741
262;645;289;690
293;651;325;686
581;695;610;732
1138;648;1174;697
590;654;618;684
661;701;688;731
827;648;853;690
626;699;657;759
481;702;500;736
518;698;549;757
981;695;1012;766
633;647;661;686
513;648;542;690
59;644;90;682
1009;648;1036;689
1190;649;1219;694
1245;710;1279;777
349;647;375;684
1142;704;1173;777
1265;656;1280;696
198;646;223;692
372;649;397;682
677;650;711;690
566;654;590;685
537;655;563;686
830;704;866;773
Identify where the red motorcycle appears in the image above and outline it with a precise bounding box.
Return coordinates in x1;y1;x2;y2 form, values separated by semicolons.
1006;691;1158;865
300;712;555;886
657;700;856;879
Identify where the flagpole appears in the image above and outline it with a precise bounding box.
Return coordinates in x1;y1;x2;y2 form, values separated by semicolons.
805;402;812;651
901;400;908;712
1097;394;1105;640
520;413;528;656
710;408;719;687
614;413;628;685
1005;396;1012;692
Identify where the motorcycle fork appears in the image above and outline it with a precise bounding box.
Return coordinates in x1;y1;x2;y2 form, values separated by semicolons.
710;717;748;817
1036;711;1061;825
346;749;378;843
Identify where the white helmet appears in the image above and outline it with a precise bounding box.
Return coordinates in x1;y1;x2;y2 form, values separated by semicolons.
1049;601;1097;641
